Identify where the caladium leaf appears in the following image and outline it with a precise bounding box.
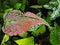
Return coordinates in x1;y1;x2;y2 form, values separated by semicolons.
3;10;23;20
23;12;49;26
2;10;49;36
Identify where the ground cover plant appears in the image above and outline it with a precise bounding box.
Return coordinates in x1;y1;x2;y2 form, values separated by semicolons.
0;0;60;45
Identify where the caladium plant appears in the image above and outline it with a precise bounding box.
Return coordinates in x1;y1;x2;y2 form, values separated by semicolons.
2;10;49;36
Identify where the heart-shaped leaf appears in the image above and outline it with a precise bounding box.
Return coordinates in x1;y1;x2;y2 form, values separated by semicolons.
14;37;34;45
2;10;49;36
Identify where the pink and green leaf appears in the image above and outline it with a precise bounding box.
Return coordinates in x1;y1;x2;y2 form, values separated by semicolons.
2;10;49;36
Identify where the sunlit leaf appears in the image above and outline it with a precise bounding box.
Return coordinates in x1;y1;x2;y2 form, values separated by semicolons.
5;8;13;12
14;37;34;45
1;34;9;45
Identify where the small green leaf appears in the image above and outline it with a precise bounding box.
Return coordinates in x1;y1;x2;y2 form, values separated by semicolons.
45;11;52;25
29;24;41;31
19;32;28;38
20;4;25;12
20;0;27;12
30;5;42;9
36;12;42;17
32;25;46;37
5;8;13;12
14;3;22;9
14;37;34;45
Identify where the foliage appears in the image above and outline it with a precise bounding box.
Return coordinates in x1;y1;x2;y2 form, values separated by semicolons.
0;0;60;45
44;0;60;20
50;23;60;45
14;3;22;10
2;10;48;36
14;37;34;45
1;34;9;45
31;24;46;37
37;0;49;5
30;5;42;9
19;32;28;38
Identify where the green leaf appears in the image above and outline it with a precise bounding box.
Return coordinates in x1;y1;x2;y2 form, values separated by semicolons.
19;32;28;38
36;12;42;17
5;8;13;12
30;5;42;9
21;4;25;12
1;34;9;45
31;25;46;37
28;24;41;31
14;3;22;9
45;11;52;25
50;22;60;45
14;37;34;45
20;0;27;12
0;13;3;18
1;43;6;45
